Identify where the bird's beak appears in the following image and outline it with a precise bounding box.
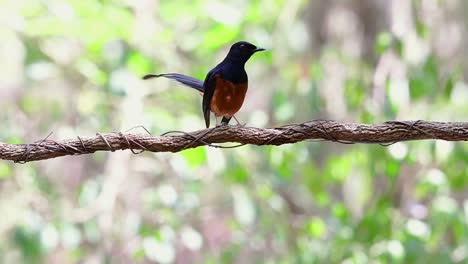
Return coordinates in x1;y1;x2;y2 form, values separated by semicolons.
254;47;266;53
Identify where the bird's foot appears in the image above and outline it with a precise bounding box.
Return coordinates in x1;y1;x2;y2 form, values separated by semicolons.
215;122;229;128
231;116;247;127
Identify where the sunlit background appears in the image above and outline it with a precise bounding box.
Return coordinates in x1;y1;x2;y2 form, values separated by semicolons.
1;0;468;263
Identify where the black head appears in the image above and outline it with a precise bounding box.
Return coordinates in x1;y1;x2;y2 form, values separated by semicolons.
225;41;265;63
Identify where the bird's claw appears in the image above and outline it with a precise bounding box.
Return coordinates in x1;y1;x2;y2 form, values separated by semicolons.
215;123;229;128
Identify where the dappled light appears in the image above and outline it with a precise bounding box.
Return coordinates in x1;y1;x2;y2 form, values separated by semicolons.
0;0;468;263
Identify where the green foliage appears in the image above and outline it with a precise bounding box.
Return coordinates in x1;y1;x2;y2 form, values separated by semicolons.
180;147;206;168
13;226;43;263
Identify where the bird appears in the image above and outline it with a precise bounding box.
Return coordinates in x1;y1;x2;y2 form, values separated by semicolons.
143;41;265;128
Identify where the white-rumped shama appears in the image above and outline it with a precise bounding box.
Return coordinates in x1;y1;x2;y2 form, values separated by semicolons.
143;41;265;128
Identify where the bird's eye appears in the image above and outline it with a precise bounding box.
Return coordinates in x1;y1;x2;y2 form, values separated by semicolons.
240;44;245;48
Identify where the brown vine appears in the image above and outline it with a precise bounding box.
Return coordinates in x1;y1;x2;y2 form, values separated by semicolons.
0;120;467;163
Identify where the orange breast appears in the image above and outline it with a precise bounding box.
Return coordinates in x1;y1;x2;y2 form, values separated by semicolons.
210;75;248;118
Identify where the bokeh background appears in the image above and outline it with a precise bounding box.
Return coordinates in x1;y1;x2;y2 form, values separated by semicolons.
1;0;468;263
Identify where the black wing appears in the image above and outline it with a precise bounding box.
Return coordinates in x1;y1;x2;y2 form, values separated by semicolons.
143;73;204;93
202;68;220;128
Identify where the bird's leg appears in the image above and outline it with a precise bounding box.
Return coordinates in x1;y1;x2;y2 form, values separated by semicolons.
214;115;220;127
232;115;246;127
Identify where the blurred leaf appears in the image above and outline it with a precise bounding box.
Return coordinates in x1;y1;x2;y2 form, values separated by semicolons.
127;52;152;75
415;20;428;38
394;38;404;57
256;184;273;199
310;63;323;80
7;136;23;144
315;192;330;207
344;78;364;109
139;225;162;241
444;76;455;98
20;95;42;114
374;32;393;55
13;226;42;262
384;79;398;116
201;25;239;52
132;248;145;261
356;197;393;242
304;217;326;238
409;56;438;100
384;159;400;180
332;203;348;222
159;0;199;21
180;147;206;168
225;165;249;184
272;89;295;122
0;163;11;179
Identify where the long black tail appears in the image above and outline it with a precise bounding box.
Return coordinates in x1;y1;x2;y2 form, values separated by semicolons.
143;73;205;93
